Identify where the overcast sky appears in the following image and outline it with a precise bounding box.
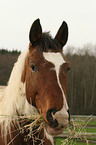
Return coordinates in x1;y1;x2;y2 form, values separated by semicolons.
0;0;96;51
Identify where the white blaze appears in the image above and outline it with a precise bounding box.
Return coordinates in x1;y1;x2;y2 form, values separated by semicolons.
43;52;69;110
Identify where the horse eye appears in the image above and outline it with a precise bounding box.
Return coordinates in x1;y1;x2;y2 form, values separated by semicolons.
67;67;70;72
30;64;37;72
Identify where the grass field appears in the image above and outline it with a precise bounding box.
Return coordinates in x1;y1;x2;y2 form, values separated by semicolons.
54;115;96;145
56;138;96;145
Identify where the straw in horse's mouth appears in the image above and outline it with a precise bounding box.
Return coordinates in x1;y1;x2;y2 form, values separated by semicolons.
19;114;64;138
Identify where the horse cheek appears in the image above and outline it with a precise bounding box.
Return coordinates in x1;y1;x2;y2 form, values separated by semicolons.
35;95;42;112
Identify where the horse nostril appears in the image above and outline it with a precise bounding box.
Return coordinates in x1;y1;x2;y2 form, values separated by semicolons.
67;109;71;122
46;108;59;128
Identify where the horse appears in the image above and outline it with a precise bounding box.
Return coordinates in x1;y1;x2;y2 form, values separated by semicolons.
0;19;70;145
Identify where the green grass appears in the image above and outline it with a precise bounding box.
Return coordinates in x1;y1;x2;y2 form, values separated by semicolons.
63;126;96;133
74;121;96;126
56;138;96;145
85;127;96;133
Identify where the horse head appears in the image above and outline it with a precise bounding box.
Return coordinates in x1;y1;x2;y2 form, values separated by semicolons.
21;19;70;136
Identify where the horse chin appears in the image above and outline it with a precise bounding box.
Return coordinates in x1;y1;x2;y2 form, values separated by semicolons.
46;125;64;136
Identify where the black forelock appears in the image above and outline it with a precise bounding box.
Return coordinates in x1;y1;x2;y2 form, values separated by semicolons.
32;32;62;52
40;32;62;52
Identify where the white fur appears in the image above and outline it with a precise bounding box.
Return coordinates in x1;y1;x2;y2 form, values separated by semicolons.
44;129;54;145
43;52;69;125
43;53;66;74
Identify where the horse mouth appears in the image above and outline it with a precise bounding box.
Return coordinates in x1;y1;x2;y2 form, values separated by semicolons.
46;125;64;135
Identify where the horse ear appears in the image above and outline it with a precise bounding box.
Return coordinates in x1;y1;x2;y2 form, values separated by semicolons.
55;21;68;48
29;19;42;45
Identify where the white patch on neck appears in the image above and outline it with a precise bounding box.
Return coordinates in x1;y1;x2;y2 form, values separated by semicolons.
44;129;54;145
43;52;69;110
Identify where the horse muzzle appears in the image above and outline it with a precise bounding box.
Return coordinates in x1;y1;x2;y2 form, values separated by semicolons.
45;108;70;135
46;125;64;135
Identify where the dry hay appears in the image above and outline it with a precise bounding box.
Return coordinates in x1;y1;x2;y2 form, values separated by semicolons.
0;114;46;145
61;116;93;145
0;114;94;145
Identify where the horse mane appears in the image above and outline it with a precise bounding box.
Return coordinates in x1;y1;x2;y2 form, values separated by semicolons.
0;50;38;137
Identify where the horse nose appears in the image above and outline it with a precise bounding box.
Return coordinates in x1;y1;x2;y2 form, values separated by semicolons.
46;108;59;128
67;109;71;122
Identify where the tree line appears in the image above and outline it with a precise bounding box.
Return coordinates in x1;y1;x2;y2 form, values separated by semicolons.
0;49;20;85
0;48;96;115
67;53;96;115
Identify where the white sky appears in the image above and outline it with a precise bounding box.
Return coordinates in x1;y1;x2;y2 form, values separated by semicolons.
0;0;96;51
